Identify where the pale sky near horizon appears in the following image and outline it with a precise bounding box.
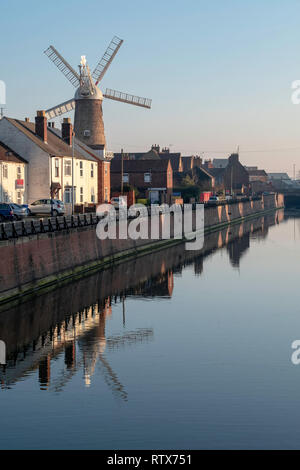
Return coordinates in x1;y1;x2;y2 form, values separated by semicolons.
1;0;300;175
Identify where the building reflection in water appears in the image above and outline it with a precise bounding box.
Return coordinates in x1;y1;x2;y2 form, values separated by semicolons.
0;210;284;396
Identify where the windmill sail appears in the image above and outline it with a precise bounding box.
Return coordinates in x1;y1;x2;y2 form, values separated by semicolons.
44;46;80;88
45;99;76;119
103;88;152;109
92;36;123;85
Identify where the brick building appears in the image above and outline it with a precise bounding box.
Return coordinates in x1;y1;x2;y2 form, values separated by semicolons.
208;154;249;193
245;167;268;183
110;158;173;203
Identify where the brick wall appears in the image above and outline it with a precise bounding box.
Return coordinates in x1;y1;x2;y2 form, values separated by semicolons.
0;194;283;299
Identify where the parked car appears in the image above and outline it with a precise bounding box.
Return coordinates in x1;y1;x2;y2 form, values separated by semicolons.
10;203;28;220
225;195;233;201
0;203;14;222
110;196;127;210
207;196;219;204
28;199;65;216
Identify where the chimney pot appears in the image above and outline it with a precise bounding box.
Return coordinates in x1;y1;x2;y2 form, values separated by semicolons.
62;118;73;146
35;110;47;143
25;117;30;122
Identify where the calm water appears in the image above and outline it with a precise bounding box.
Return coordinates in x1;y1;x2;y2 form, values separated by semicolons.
1;210;300;449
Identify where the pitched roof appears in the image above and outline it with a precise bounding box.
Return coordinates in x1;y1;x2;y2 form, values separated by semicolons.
111;159;171;173
139;149;160;160
0;141;28;163
247;169;268;177
4;118;97;161
206;167;225;178
49;127;103;162
213;158;228;168
159;153;182;170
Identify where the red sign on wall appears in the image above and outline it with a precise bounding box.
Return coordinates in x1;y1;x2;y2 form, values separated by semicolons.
15;179;24;189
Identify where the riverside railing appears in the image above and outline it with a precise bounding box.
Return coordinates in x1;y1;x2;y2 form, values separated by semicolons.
0;197;262;241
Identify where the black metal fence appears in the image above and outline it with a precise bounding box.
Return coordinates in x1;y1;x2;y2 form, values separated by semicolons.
0;197;263;241
0;213;100;241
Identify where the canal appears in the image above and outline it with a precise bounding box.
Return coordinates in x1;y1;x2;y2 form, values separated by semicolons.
0;209;300;449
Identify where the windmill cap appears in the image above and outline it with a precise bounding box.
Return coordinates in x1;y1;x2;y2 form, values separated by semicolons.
75;86;103;101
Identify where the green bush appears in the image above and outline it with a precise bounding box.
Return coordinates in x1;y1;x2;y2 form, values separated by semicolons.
137;198;149;205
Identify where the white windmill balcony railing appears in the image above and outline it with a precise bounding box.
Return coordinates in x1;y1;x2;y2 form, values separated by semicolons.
103;89;152;109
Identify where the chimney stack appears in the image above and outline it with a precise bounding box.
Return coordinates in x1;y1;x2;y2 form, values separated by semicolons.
35;110;47;143
62;118;73;146
25;117;30;122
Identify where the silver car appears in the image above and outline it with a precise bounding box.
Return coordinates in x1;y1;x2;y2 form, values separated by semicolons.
28;199;65;216
10;203;28;220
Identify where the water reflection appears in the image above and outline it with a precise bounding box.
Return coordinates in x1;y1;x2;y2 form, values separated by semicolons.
0;210;285;396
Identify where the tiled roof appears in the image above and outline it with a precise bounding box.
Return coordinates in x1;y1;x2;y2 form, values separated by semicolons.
247;169;267;177
111;159;171;173
4;118;97;161
213;158;228;168
48;127;101;162
0;140;28;163
206;167;225;177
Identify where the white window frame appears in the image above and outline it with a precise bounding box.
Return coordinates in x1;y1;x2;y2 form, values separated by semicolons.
64;160;72;177
144;172;151;183
64;188;71;204
91;187;95;203
3;164;8;179
55;158;60;177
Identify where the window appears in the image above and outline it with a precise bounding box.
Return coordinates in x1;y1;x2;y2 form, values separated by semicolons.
64;188;71;204
144;172;151;183
105;164;108;176
3;191;8;202
80;161;83;177
105;188;108;202
55;159;60;177
123;173;129;183
17;192;22;204
80;187;83;203
91;163;94;178
64;160;71;176
17;166;22;179
91;187;95;203
3;164;8;179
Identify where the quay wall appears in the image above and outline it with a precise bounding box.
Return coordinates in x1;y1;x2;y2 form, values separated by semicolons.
0;194;284;302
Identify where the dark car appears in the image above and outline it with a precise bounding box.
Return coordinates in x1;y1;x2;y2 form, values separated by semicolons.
0;203;14;222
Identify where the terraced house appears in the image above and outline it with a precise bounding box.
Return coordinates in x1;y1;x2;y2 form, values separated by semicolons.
0;111;110;208
0;141;28;204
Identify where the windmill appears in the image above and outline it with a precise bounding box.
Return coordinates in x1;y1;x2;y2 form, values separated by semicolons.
44;36;152;156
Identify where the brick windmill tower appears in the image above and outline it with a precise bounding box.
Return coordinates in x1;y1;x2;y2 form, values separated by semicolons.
44;36;152;157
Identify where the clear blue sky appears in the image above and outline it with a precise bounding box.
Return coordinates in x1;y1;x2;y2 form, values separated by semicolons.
1;0;300;174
